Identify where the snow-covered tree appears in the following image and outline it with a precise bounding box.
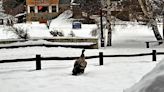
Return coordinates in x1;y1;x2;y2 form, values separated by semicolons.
137;0;163;41
101;0;112;46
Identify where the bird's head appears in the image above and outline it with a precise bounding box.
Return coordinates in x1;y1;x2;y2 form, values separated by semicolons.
82;49;85;54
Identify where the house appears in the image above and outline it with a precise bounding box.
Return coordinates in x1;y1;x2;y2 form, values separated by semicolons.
26;0;71;22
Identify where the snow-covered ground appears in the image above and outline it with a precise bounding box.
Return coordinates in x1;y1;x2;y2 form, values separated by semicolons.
0;21;164;92
0;46;159;92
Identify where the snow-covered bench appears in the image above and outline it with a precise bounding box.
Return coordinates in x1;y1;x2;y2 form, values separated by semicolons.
145;40;163;48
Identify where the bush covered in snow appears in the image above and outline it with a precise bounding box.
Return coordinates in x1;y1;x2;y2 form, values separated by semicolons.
3;26;29;39
50;30;64;37
90;28;98;36
68;31;75;37
12;27;29;39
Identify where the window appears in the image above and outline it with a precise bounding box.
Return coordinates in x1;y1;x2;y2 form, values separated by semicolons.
38;6;48;13
52;6;56;12
30;6;35;13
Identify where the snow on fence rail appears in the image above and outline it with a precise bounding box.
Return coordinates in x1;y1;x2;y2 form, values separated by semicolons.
0;50;164;70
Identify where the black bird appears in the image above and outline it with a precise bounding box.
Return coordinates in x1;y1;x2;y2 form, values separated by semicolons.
72;49;87;75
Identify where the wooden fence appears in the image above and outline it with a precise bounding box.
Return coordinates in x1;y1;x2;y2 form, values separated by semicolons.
0;50;164;70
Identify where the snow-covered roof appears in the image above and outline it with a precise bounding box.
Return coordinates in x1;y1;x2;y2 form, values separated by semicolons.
15;12;26;18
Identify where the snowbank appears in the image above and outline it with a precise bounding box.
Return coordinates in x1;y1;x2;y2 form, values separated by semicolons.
125;59;164;92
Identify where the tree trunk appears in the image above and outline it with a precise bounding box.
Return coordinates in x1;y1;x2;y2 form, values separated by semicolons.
101;0;112;46
138;0;162;40
106;9;112;46
150;19;163;41
163;15;164;38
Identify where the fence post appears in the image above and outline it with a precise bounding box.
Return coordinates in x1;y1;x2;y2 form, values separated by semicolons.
152;50;157;61
36;54;41;70
99;52;103;65
146;42;149;48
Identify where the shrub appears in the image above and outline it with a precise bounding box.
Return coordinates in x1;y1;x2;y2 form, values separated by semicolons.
50;30;64;37
3;26;30;40
13;27;30;40
91;28;98;36
69;31;75;37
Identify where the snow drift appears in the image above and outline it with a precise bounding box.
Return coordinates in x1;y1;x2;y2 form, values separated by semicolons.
125;59;164;92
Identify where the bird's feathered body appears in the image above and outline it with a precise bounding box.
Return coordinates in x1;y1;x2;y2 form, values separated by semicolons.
72;49;87;75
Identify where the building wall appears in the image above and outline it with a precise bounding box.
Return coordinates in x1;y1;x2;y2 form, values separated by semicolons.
26;0;65;21
27;0;59;5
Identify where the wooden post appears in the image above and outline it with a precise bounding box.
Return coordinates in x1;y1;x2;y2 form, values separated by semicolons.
99;52;103;65
152;50;157;61
36;54;41;70
163;14;164;39
100;9;104;47
146;42;149;48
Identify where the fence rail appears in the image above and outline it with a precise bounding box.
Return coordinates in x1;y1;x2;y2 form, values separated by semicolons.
0;50;164;70
103;53;152;57
0;58;36;63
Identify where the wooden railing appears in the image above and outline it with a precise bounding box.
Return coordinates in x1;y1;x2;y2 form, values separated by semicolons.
0;50;163;70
